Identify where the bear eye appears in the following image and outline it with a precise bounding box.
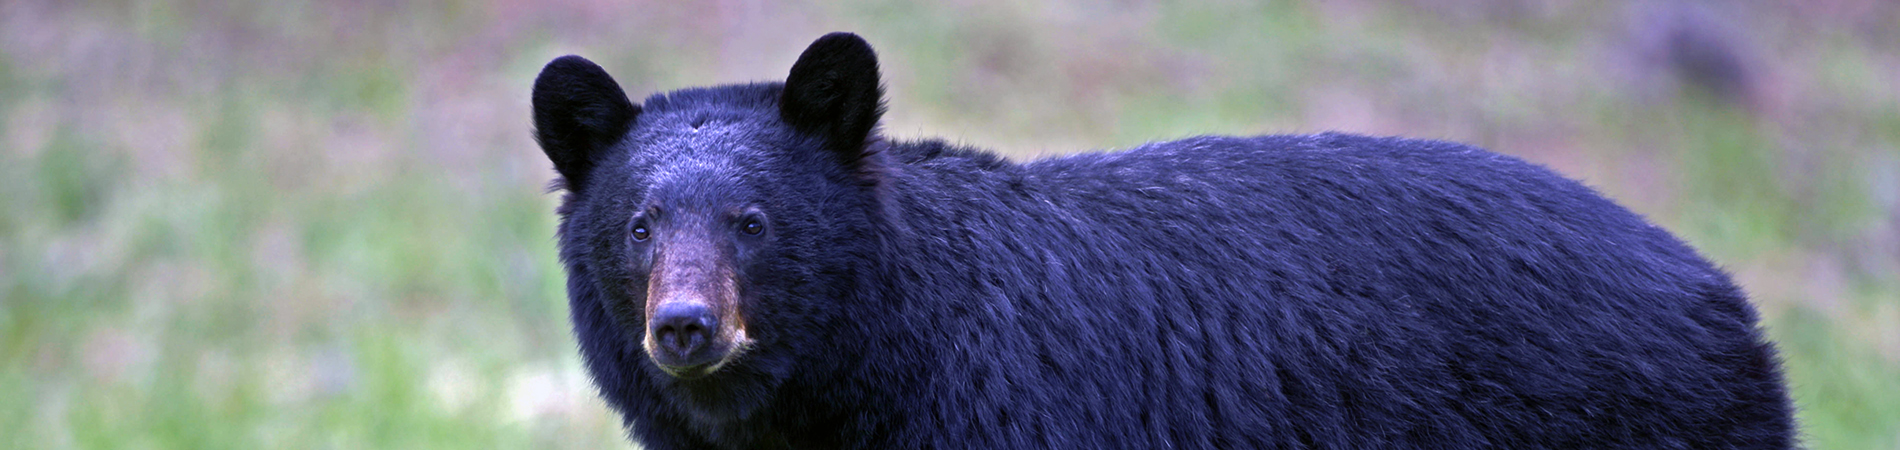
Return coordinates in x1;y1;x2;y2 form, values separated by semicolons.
741;218;765;236
631;224;651;242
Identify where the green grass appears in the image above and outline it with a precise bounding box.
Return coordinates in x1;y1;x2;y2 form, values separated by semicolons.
3;1;1897;448
1777;302;1900;449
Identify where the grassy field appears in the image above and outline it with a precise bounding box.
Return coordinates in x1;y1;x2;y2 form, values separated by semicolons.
3;1;1897;448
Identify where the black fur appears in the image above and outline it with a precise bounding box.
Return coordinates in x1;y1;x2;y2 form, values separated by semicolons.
533;55;640;190
780;32;886;165
532;33;1796;449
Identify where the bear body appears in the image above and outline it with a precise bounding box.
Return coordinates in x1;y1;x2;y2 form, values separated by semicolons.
534;34;1795;449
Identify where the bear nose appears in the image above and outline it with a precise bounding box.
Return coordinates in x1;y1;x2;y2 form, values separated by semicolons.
650;302;718;362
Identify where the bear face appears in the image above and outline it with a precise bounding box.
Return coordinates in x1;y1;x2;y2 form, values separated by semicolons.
532;34;890;423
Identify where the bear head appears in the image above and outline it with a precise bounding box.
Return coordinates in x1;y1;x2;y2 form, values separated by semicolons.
531;32;890;422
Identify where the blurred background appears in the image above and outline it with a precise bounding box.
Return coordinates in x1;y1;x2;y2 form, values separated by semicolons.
2;0;1896;448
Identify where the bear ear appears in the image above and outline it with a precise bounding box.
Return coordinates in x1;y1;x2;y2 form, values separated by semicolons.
533;55;640;191
781;32;885;163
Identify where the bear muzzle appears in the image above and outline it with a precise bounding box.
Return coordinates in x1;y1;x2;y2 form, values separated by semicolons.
643;296;753;379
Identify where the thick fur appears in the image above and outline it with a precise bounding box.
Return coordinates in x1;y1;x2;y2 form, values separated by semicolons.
535;33;1796;449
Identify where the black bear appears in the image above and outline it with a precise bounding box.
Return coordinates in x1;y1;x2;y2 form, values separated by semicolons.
532;33;1795;449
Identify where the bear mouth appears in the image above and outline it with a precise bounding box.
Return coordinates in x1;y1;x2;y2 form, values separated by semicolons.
657;362;717;380
650;328;754;380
